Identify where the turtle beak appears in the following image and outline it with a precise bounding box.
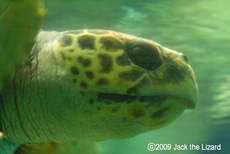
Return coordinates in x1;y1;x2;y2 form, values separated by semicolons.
135;46;198;110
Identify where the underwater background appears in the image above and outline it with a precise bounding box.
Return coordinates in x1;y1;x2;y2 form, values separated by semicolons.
44;0;229;154
1;0;229;154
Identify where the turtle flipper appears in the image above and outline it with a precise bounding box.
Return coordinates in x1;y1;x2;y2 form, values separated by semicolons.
0;0;46;90
14;142;99;154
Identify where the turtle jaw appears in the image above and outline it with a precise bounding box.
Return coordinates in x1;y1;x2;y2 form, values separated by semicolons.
96;92;190;132
97;93;195;123
135;81;198;110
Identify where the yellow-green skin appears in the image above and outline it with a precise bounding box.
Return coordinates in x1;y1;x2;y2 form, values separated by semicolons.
0;1;198;154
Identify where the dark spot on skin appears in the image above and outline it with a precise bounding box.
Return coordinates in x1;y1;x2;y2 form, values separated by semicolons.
89;99;94;104
119;69;144;81
97;54;113;73
116;55;131;66
166;66;184;83
60;35;72;47
163;56;186;83
150;107;169;118
112;106;120;113
100;36;124;51
68;57;72;61
97;93;136;103
71;67;79;75
69;49;74;52
82;59;91;67
96;78;110;86
80;91;85;95
85;71;94;79
97;106;101;110
73;79;77;83
77;57;91;67
78;34;96;50
80;81;88;88
125;40;161;70
132;108;146;118
126;88;136;94
85;110;88;113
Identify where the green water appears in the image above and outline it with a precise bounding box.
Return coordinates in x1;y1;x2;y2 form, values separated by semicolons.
1;0;230;153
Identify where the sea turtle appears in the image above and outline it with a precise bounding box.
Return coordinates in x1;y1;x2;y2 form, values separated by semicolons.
0;0;198;154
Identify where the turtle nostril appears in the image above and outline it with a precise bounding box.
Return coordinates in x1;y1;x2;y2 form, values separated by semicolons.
182;55;188;63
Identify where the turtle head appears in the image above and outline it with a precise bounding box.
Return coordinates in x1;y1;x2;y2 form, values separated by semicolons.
49;29;198;140
1;30;198;143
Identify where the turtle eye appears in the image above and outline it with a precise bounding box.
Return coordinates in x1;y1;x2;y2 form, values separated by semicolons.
125;41;162;71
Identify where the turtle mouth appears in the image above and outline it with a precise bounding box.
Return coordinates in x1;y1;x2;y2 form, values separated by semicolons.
97;92;195;109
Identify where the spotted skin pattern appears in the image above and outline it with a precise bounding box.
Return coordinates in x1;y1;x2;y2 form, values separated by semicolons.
0;29;198;154
53;29;198;128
